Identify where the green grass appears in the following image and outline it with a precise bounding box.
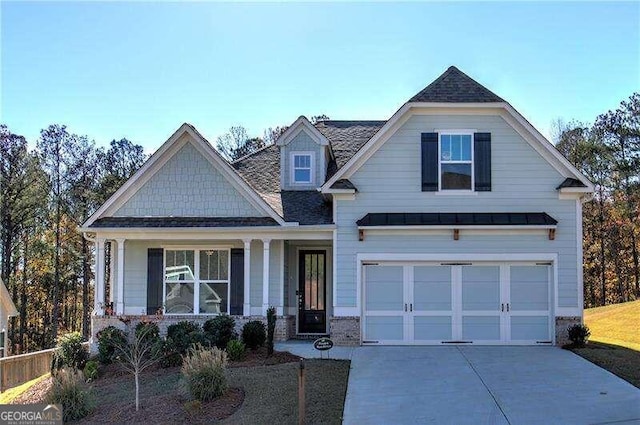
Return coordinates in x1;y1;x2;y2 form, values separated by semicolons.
584;300;640;350
0;373;50;404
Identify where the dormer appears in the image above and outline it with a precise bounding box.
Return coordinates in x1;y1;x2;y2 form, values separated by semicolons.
276;116;331;190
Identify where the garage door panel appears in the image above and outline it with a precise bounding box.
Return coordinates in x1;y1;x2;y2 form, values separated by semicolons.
413;266;452;311
510;266;549;311
462;266;500;311
365;266;403;311
414;316;452;340
510;316;549;341
365;316;404;341
462;316;501;341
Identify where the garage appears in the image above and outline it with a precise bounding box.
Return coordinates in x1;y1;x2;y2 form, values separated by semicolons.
362;261;553;345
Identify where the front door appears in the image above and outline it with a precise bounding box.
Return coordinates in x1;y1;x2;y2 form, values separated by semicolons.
298;250;326;334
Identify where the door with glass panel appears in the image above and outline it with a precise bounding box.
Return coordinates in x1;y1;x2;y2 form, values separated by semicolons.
362;265;406;343
298;251;327;334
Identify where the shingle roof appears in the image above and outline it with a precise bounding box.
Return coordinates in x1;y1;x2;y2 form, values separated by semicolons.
315;120;386;178
556;178;587;189
90;216;279;228
356;212;558;227
408;66;504;103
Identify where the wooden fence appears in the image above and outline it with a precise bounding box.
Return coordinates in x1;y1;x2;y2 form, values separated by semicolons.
0;342;89;392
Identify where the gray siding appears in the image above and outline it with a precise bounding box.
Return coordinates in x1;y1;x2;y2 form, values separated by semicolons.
281;130;325;190
248;240;283;311
335;114;578;309
115;141;263;217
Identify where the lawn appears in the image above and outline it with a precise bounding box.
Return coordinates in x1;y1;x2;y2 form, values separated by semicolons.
584;300;640;350
570;300;640;389
11;353;350;425
0;373;50;404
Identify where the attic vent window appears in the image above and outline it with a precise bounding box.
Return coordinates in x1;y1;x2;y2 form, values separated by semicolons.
291;152;314;184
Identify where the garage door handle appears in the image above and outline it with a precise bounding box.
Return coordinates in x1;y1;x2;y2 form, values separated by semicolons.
506;303;510;312
410;303;413;312
404;303;407;312
501;303;504;312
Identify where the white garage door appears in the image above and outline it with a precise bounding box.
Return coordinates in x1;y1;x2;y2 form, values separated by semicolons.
362;262;552;345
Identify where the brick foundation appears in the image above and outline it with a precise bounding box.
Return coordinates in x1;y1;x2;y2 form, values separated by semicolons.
555;316;581;346
329;316;360;346
90;314;296;353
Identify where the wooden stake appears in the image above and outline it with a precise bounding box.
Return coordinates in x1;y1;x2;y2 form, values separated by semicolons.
298;359;305;425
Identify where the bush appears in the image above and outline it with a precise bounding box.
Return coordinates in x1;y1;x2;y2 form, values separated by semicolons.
53;332;88;370
241;320;266;350
203;315;237;349
181;345;228;401
266;307;276;356
83;361;99;381
97;326;127;364
567;324;591;347
135;321;160;344
160;321;207;367
226;339;246;361
47;368;94;422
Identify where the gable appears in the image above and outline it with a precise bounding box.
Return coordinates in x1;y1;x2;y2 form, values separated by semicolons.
349;113;565;198
114;139;265;217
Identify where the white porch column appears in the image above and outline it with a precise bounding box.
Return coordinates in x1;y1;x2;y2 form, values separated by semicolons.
243;239;252;316
115;238;125;315
262;239;271;315
94;238;106;315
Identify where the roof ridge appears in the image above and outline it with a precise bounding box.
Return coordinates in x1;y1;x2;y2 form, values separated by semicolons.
409;66;504;103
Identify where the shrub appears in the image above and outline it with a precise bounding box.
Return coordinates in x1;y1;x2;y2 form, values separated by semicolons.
47;368;94;422
241;320;266;350
97;326;127;364
226;339;246;361
135;321;160;344
83;361;99;381
567;324;591;347
160;321;207;367
203;315;237;349
181;345;228;401
266;307;276;356
53;332;88;370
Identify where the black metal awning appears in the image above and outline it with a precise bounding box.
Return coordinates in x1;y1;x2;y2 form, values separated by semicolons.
356;212;558;227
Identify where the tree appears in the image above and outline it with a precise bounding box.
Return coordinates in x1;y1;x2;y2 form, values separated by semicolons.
113;325;161;411
97;138;146;203
310;114;330;124
216;126;265;161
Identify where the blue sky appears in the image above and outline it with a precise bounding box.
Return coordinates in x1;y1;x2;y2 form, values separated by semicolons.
2;2;638;152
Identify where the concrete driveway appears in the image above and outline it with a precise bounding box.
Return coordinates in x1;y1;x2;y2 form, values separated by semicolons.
343;346;640;425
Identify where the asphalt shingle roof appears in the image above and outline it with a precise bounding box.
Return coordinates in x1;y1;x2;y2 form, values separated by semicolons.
409;66;504;103
91;217;279;228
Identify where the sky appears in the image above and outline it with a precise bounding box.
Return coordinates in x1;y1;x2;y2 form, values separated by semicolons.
1;1;639;153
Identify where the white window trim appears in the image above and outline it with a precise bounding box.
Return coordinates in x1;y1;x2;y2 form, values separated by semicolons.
438;131;474;193
290;151;315;185
163;247;231;315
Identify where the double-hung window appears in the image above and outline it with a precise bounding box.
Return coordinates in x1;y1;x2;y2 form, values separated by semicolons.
439;133;473;191
291;152;313;184
164;248;230;314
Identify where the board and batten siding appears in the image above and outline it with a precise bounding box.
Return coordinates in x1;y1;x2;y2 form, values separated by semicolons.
281;130;325;190
121;239;281;315
334;114;579;311
114;141;264;217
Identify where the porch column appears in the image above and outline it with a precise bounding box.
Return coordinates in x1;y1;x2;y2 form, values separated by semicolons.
262;239;270;315
115;238;125;315
243;239;252;316
94;238;106;315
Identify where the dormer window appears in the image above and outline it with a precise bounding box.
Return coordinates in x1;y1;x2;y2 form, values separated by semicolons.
439;133;473;191
291;152;314;185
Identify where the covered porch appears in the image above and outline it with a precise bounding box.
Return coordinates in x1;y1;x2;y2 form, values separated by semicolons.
86;224;335;343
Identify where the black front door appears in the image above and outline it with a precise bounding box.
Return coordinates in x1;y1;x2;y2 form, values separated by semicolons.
298;250;326;334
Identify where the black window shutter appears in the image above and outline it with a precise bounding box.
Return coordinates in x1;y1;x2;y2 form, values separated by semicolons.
229;248;244;315
146;248;164;314
474;133;492;191
421;133;439;191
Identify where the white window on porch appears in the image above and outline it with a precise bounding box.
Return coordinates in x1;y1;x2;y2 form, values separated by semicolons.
164;249;230;314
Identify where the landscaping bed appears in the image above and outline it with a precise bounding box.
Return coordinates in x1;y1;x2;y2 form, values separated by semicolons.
11;353;350;425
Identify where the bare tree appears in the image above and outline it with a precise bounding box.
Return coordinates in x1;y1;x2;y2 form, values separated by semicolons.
113;325;161;411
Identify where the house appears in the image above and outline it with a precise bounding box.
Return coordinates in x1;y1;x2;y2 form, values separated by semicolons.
80;66;593;347
0;277;18;357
